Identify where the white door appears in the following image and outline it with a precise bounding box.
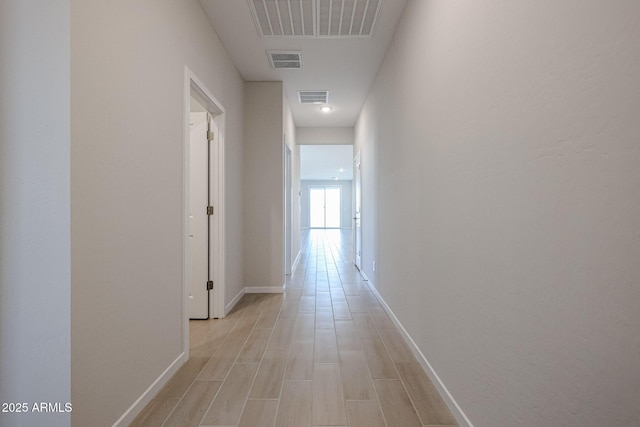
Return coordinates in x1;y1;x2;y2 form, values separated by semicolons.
189;112;210;319
354;153;362;269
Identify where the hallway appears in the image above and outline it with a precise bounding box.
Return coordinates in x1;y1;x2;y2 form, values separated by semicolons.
133;229;456;427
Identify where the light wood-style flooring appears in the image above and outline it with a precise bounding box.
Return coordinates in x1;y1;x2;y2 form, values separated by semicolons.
132;229;457;427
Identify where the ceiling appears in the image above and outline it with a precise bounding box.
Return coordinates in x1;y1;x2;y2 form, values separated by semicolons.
199;0;408;127
300;145;354;180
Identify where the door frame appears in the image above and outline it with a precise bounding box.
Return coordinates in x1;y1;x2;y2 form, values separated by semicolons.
183;67;226;355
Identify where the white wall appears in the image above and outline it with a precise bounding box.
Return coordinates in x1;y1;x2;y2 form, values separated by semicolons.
0;2;71;426
355;1;640;426
71;1;245;425
300;181;353;229
243;82;285;289
297;126;354;145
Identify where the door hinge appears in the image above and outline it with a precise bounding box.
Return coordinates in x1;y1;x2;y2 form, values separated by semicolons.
206;280;214;290
207;206;214;215
207;131;214;141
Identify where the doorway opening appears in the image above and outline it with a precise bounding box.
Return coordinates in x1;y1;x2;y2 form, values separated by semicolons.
310;186;342;228
354;151;362;270
285;143;292;275
183;68;226;353
188;101;210;320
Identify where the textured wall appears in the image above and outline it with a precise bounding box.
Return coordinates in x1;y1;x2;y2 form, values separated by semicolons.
355;1;640;425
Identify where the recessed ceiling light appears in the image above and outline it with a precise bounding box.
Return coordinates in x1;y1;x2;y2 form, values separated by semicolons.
339;168;344;172
320;106;332;113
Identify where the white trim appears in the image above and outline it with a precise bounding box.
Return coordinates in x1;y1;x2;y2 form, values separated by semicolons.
112;352;187;427
360;272;474;427
245;285;285;294
291;250;302;274
224;287;246;316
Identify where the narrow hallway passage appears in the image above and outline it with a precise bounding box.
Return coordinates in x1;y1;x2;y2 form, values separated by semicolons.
133;230;456;427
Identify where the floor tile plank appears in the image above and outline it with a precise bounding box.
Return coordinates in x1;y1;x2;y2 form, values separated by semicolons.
345;400;386;427
256;309;280;329
159;357;208;398
201;363;259;426
351;312;379;338
130;397;180;427
312;364;347;425
162;380;221;427
314;328;339;363
197;338;245;380
274;381;313;427
396;362;458;426
360;337;399;379
335;320;362;351
238;399;279;427
227;311;260;340
332;299;352;320
268;317;296;350
315;306;335;329
237;327;272;363
286;339;315;380
373;379;422;427
339;349;375;400
293;313;315;340
250;348;288;398
378;328;415;363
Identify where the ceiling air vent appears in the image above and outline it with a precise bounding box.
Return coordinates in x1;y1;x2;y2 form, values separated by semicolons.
250;0;314;37
249;0;383;37
317;0;383;37
298;90;329;104
267;51;303;69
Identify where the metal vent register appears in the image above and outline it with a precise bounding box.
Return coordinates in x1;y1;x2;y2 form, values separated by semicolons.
250;0;383;37
298;90;329;104
267;51;303;69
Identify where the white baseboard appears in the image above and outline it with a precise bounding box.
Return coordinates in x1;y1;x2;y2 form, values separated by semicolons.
291;250;302;275
225;287;245;316
245;285;285;294
360;272;473;427
112;352;187;427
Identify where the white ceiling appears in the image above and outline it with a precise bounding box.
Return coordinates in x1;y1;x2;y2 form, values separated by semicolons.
199;0;408;127
301;145;354;180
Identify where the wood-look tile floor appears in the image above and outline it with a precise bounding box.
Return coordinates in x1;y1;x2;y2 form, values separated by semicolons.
132;229;457;427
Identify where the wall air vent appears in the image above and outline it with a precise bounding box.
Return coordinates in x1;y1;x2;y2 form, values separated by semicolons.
298;90;329;104
267;51;303;69
249;0;383;38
